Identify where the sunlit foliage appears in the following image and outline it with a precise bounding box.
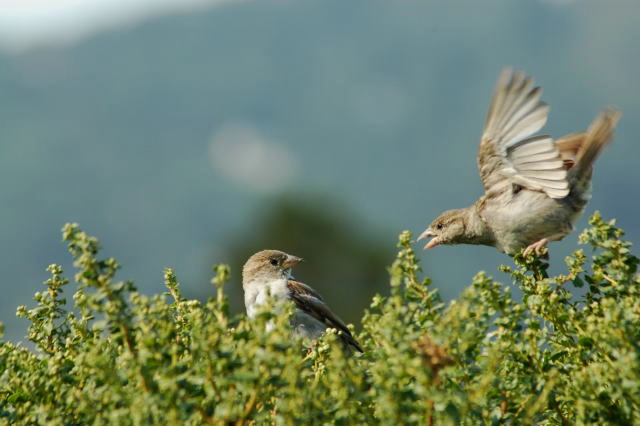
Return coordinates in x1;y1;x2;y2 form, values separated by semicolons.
1;212;638;424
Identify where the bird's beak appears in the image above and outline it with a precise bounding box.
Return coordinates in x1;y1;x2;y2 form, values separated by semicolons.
417;228;440;250
283;255;304;268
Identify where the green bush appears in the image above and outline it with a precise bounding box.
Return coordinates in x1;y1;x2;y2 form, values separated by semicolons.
1;212;639;425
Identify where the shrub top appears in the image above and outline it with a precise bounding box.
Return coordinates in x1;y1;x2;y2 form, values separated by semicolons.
1;212;639;425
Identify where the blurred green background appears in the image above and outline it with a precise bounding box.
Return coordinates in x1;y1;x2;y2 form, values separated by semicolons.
1;0;638;342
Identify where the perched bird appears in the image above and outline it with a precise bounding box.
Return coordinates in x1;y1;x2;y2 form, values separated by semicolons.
242;249;363;352
418;68;620;256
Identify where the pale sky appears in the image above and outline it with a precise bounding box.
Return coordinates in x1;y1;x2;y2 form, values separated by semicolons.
0;0;241;52
0;0;573;53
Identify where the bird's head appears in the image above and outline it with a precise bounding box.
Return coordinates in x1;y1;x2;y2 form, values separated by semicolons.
242;249;304;284
418;209;468;250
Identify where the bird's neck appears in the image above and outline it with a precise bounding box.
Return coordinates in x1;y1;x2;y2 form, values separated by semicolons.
461;204;495;246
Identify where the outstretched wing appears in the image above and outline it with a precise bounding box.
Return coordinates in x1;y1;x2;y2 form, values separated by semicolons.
287;280;363;352
478;68;569;199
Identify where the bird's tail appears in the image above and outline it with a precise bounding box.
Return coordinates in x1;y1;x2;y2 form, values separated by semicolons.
563;108;621;183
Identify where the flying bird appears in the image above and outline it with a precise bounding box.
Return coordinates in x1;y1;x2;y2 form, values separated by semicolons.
419;68;620;256
242;249;363;352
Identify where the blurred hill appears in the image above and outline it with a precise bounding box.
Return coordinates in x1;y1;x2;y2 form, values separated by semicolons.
0;0;638;342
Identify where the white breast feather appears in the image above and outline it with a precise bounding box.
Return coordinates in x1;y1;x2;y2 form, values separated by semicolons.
244;278;290;318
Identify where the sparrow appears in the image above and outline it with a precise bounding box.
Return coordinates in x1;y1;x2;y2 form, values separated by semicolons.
418;68;620;256
242;249;363;352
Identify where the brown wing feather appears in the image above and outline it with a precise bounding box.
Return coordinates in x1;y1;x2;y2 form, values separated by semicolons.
478;68;569;199
287;280;324;301
287;280;363;352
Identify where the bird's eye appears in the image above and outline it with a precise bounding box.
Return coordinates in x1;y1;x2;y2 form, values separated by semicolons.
436;223;443;230
270;259;279;266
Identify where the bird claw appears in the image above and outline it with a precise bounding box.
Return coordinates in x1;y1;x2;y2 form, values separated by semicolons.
523;239;549;258
302;340;318;359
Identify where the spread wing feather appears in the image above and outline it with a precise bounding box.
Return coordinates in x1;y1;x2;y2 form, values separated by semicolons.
478;68;569;199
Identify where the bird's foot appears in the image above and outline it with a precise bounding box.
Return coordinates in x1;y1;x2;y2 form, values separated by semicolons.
523;238;549;258
302;340;318;360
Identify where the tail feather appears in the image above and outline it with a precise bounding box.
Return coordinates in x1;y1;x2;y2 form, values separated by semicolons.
568;108;621;183
556;131;586;158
